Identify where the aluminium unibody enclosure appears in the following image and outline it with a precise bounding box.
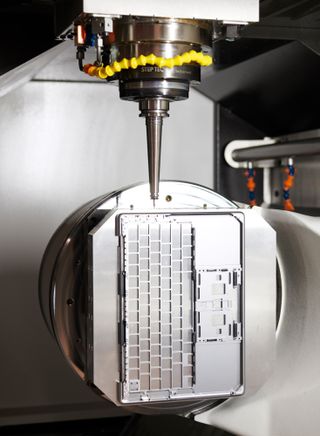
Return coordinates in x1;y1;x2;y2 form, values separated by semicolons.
118;212;243;403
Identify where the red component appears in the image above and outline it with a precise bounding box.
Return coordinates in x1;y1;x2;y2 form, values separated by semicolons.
77;25;86;45
107;32;116;44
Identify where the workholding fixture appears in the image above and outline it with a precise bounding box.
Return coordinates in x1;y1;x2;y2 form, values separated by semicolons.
40;181;275;413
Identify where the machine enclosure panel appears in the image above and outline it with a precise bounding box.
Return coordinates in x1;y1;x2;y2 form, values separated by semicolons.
83;0;259;23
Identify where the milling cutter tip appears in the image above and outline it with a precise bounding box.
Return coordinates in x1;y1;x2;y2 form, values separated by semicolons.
150;193;159;200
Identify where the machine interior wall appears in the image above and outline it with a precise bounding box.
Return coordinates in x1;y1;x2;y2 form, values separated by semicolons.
0;79;213;425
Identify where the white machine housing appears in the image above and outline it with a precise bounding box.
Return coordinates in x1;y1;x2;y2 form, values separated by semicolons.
83;0;259;23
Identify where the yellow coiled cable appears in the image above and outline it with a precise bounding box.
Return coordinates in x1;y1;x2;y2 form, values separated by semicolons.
83;50;213;79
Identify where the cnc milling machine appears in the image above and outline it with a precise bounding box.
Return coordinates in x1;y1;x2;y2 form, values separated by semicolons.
2;1;320;436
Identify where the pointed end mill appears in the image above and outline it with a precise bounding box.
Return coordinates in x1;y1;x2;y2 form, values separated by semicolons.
139;98;170;203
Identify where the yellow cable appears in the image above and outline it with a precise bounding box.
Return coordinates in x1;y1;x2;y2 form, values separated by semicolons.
83;50;213;79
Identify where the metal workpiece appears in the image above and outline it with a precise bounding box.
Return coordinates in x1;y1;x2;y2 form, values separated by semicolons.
118;212;244;405
105;209;243;406
40;182;276;415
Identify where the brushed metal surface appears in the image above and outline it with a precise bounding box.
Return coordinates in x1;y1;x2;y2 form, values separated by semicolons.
112;18;211;46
